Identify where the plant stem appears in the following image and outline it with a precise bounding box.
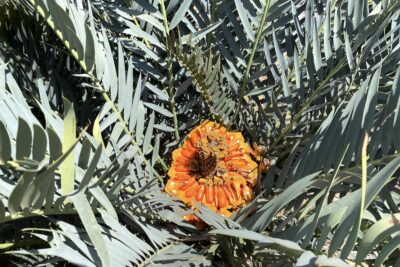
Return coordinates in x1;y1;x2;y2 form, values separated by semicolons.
170;92;180;142
159;0;170;35
159;0;179;142
2;208;77;224
0;240;47;250
237;0;272;110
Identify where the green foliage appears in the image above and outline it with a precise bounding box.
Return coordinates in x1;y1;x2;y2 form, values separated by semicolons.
0;0;399;266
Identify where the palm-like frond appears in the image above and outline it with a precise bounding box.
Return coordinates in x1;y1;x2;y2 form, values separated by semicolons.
0;0;399;265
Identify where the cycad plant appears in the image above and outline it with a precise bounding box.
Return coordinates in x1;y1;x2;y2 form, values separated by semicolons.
0;0;399;266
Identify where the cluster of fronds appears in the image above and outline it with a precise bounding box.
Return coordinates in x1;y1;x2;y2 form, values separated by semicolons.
0;0;399;266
